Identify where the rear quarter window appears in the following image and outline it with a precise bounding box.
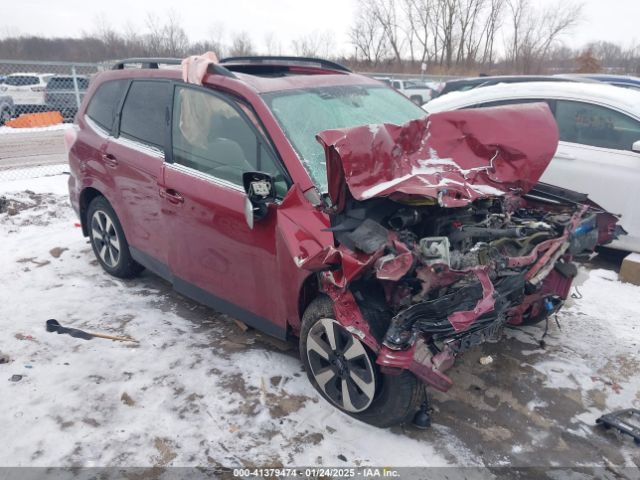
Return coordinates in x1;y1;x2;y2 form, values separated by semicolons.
119;81;171;149
86;80;129;131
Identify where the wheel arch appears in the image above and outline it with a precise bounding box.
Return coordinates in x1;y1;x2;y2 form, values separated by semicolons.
296;273;320;334
78;187;104;236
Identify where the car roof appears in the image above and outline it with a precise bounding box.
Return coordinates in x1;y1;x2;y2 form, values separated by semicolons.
425;81;640;116
564;73;640;85
93;61;381;95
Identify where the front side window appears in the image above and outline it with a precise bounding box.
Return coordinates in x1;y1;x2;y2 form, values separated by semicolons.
86;80;128;131
172;86;284;189
262;85;426;192
554;100;640;151
119;81;171;149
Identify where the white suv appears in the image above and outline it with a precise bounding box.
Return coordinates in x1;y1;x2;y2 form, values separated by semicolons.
424;81;640;253
0;72;54;114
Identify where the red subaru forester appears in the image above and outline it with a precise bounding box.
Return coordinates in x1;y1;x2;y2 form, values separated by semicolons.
67;56;618;427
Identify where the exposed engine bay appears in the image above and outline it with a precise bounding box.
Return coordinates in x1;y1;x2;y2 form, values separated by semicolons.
281;103;621;394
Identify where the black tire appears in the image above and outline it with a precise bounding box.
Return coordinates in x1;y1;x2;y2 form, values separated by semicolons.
0;107;11;126
410;95;423;105
300;295;425;428
87;196;143;279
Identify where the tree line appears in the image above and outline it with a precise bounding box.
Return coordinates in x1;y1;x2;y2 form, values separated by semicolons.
0;3;638;76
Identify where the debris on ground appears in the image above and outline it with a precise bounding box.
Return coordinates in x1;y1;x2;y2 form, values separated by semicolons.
233;319;249;332
49;247;68;258
479;355;494;365
620;253;640;286
9;375;23;382
596;409;640;445
0;353;10;364
45;319;138;343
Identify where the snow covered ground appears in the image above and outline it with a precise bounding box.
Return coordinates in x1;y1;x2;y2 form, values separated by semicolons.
0;172;638;473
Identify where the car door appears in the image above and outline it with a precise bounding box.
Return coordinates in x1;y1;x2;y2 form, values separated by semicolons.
540;100;640;248
104;79;173;274
160;84;290;337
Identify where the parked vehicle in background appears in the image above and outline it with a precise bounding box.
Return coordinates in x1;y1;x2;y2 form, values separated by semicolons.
67;56;618;428
0;76;6;84
436;75;594;99
424;81;640;252
373;76;392;86
45;75;90;122
390;78;435;104
0;72;54;114
558;73;640;91
0;95;15;125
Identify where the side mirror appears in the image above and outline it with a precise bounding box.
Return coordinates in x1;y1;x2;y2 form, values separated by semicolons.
632;140;640;153
242;171;275;229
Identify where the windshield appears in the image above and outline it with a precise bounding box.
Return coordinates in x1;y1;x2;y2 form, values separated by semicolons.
262;85;426;191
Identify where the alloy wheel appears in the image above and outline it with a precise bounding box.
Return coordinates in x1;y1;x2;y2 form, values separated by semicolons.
306;318;376;413
91;210;121;268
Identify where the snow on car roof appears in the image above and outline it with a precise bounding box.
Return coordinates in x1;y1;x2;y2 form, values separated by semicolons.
424;81;640;118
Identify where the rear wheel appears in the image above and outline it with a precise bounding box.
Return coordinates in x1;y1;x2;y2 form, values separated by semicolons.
0;107;11;125
87;196;143;279
300;296;425;427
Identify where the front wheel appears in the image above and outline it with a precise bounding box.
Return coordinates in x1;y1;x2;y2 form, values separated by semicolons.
300;296;425;428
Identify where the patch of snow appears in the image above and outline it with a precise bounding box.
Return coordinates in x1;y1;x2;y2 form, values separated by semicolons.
0;123;72;135
0;173;462;468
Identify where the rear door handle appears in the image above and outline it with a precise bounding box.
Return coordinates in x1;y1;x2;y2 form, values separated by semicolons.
102;153;118;167
160;188;184;205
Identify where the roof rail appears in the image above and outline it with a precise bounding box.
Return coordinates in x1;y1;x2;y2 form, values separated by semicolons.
219;56;352;73
111;58;182;69
110;57;236;78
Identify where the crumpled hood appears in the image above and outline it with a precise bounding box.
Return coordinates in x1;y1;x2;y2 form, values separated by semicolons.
316;102;559;211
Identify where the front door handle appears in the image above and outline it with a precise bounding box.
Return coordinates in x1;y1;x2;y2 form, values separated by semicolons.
160;188;184;205
102;153;118;167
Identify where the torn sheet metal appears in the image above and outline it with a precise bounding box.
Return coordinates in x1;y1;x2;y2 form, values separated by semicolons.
317;103;559;211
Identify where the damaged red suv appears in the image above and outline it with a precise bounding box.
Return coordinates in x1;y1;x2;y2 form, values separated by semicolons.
67;56;619;427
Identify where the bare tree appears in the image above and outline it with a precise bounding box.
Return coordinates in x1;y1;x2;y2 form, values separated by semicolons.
506;0;583;73
364;0;405;64
228;31;255;56
263;32;282;55
349;5;391;65
291;31;336;58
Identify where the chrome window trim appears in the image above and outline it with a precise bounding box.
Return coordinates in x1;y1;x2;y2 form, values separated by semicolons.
111;134;165;159
84;115;110;139
165;162;245;193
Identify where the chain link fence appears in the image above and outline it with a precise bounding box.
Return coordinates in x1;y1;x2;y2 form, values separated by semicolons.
0;59;458;181
0;60;101;180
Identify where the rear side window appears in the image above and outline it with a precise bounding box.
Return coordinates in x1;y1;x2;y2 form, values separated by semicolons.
86;80;128;131
555;100;640;151
119;81;171;149
5;76;39;86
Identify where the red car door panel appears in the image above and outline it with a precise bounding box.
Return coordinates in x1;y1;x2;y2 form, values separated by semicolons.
161;164;287;338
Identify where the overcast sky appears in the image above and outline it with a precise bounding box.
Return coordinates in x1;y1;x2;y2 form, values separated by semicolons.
1;0;639;56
